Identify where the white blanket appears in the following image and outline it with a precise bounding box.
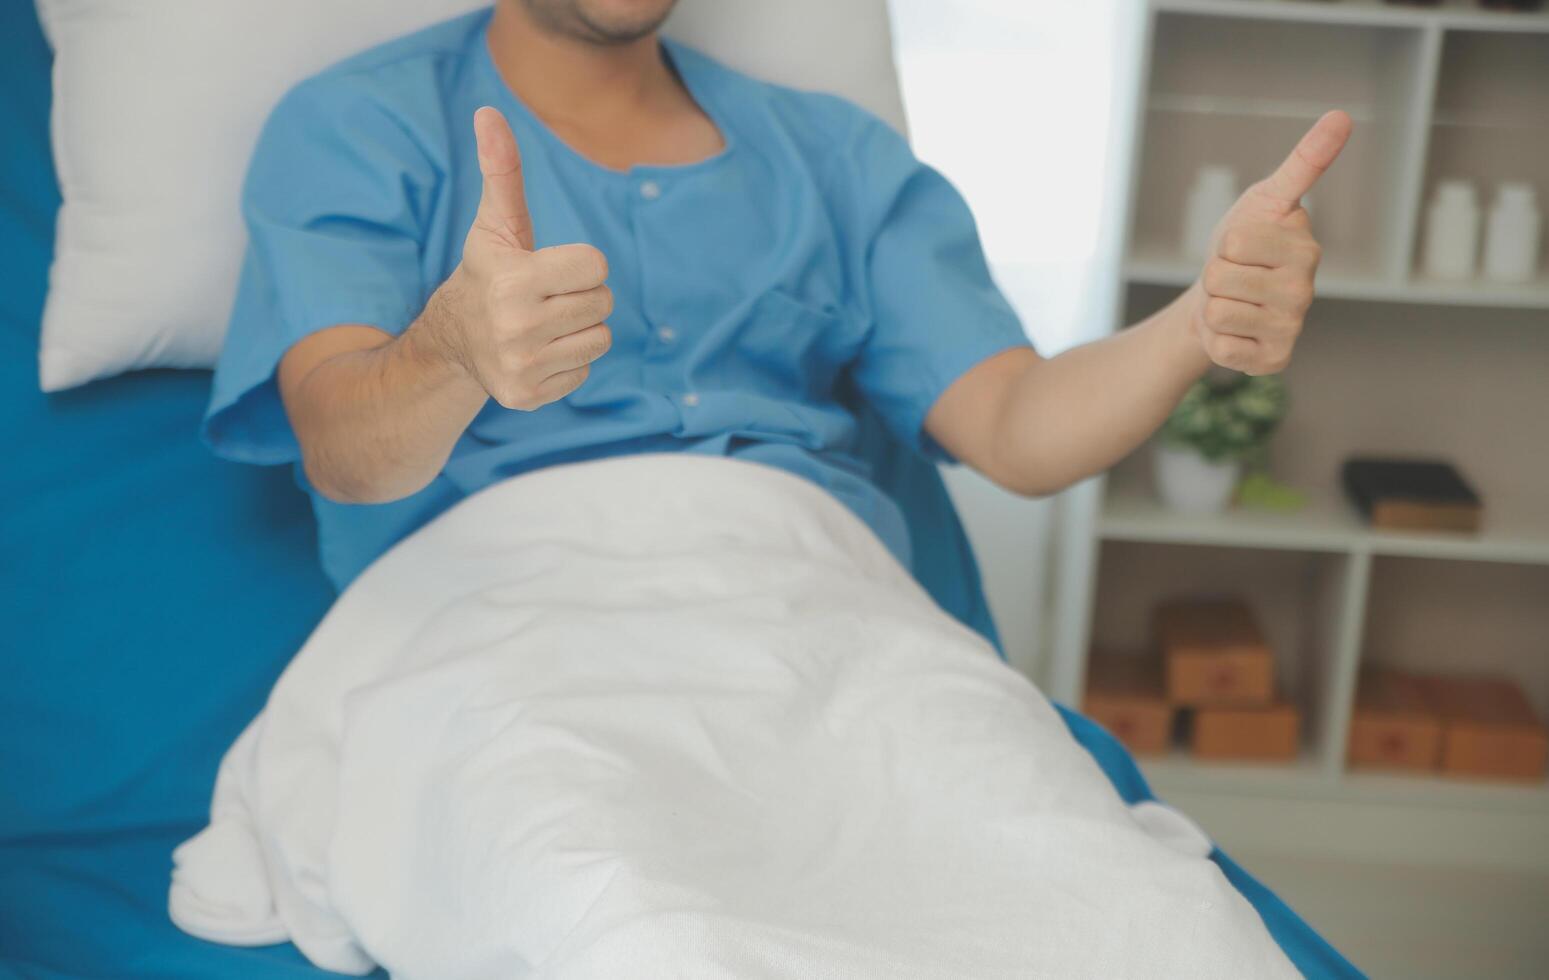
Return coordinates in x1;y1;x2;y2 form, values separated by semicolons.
170;455;1295;979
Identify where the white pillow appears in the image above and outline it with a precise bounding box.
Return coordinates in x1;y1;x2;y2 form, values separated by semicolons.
35;0;905;391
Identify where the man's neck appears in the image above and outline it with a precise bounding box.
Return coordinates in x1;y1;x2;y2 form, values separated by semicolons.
484;2;724;171
486;3;676;129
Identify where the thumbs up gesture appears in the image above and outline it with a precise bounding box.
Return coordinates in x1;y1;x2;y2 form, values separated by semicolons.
1191;111;1353;376
428;107;613;410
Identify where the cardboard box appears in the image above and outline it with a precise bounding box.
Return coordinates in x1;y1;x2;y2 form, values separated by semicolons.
1347;668;1442;772
1083;652;1173;755
1191;703;1300;761
1155;599;1275;707
1422;675;1548;782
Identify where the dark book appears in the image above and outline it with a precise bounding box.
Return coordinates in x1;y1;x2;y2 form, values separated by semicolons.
1341;458;1482;533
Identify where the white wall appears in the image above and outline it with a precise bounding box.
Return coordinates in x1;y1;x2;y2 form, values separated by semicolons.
887;0;1144;680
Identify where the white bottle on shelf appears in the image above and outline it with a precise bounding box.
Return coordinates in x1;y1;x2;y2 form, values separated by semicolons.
1482;183;1542;285
1181;165;1238;261
1422;180;1480;281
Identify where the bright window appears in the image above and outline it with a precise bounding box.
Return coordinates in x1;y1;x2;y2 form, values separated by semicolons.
888;0;1143;353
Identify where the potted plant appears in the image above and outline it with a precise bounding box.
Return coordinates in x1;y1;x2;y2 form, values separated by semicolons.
1154;372;1288;514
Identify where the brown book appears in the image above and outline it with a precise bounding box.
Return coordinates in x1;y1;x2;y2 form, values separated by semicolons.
1155;599;1275;707
1192;703;1300;761
1347;668;1442;772
1342;459;1482;533
1083;652;1173;755
1421;675;1548;782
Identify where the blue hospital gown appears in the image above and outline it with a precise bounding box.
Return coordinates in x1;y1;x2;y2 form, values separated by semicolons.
206;9;1029;589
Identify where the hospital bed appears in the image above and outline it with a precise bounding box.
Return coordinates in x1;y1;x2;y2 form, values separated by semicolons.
0;2;1358;975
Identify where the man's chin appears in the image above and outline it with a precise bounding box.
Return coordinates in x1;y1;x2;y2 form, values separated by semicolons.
552;0;678;45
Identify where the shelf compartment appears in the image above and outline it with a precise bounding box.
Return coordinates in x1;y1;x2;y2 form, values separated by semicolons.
1133;13;1427;279
1352;557;1549;790
1109;286;1549;566
1088;540;1354;772
1415;30;1549;282
1360;555;1549;727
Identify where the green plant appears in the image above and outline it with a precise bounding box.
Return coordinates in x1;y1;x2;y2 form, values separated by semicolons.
1159;371;1288;464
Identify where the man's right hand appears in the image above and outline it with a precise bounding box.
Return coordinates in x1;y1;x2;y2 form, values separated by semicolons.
424;106;613;411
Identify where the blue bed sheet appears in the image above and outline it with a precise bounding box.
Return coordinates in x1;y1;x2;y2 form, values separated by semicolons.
0;3;1357;976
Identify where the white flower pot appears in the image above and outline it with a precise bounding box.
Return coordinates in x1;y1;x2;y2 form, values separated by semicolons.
1153;445;1240;515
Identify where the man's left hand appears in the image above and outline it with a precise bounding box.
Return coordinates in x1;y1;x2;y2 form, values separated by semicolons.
1192;110;1354;376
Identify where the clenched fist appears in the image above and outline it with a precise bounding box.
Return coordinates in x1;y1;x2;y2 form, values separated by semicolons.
1191;110;1353;376
427;106;613;410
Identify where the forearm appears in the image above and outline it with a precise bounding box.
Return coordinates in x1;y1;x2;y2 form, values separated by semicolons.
283;283;489;504
982;285;1211;496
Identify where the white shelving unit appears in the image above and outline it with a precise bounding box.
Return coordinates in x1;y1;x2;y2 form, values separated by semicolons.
1047;0;1549;866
